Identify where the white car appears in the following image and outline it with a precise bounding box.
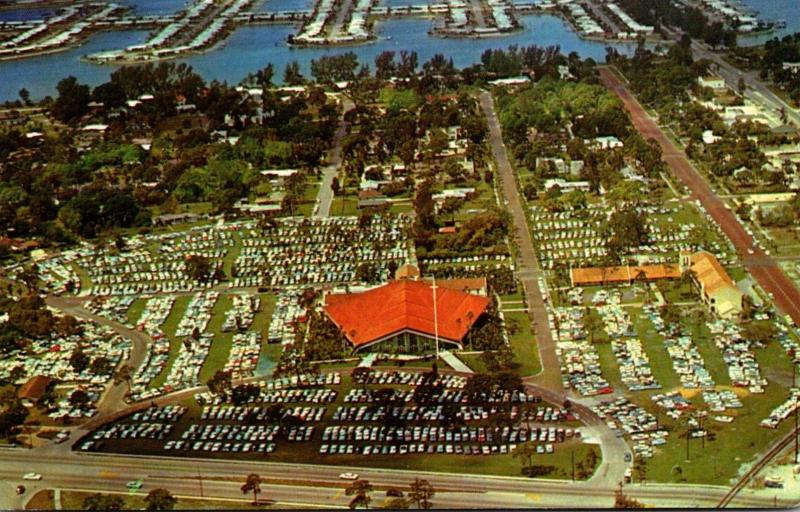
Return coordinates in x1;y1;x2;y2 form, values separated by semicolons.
23;473;42;481
338;472;359;480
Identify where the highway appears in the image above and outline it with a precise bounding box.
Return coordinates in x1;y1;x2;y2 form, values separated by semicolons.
1;447;794;509
690;40;800;128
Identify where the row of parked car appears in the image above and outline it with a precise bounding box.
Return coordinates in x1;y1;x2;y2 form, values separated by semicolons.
322;425;577;444
320;442;550;456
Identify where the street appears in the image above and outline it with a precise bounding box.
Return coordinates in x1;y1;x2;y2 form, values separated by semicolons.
0;448;792;509
478;90;563;394
599;67;800;327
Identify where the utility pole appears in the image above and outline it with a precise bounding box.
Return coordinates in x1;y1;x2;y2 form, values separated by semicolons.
795;396;798;464
571;449;575;482
198;469;204;498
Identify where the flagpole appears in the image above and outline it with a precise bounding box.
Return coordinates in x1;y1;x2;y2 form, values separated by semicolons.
432;274;439;358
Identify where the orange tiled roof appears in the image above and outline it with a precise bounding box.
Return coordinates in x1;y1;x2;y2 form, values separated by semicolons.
690;251;736;296
571;264;681;286
324;280;489;347
427;277;488;294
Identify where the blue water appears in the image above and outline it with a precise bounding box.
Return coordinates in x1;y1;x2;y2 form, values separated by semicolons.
738;0;800;46
0;7;53;21
118;0;184;15
0;30;149;101
257;0;312;13
0;6;635;101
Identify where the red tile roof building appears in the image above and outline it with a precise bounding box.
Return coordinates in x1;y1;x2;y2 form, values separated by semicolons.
570;264;681;287
324;279;490;353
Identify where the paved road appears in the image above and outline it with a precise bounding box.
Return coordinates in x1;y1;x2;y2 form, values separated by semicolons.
45;296;151;414
0;449;793;510
599;67;800;326
690;41;800;128
478;90;563;393
315;98;354;218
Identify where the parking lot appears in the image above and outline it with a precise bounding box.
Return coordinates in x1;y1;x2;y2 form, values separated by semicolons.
78;369;597;477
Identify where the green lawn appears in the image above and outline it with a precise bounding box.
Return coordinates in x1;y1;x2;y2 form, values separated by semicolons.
682;317;731;387
631;309;681;390
456;353;488;374
61;491;278;510
253;293;279;371
221;233;242;279
641;340;794;485
71;263;92;294
198;295;234;383
125;298;147;327
505;311;542;377
330;196;359;216
296;181;321;217
148;296;191;390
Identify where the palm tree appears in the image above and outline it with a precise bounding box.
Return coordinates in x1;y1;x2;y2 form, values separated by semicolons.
145;488;177;511
512;442;536;474
408;478;435;509
345;479;373;509
113;364;133;395
241;473;263;505
583;308;604;344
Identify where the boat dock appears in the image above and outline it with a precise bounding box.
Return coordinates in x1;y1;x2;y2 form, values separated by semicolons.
0;0;711;61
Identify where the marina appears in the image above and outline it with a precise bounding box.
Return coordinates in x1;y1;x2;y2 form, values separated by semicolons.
0;0;637;62
1;0;789;100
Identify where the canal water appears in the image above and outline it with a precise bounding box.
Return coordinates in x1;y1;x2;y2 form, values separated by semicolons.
0;0;793;101
0;8;635;101
738;0;800;46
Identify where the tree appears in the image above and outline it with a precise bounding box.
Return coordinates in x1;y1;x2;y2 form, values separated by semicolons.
90;356;112;376
408;478;435;509
742;321;776;345
241;473;263;505
68;388;91;410
70;348;90;374
113;364;133;394
185;255;212;282
583;308;605;343
284;61;305;86
512;441;536;474
82;493;124;511
0;400;29;439
52;76;91;123
613;483;644;509
345;479;374;509
18;88;30;106
207;370;232;396
145;488;177;511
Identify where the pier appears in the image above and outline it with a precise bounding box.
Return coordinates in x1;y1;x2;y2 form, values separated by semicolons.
1;0;767;62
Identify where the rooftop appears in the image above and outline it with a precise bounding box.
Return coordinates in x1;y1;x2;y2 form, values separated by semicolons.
324;279;489;348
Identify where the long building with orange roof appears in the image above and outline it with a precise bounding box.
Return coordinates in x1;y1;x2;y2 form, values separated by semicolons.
570;264;681;287
324;279;490;353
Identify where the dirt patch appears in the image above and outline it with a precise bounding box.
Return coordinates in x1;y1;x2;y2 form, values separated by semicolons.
25;489;54;510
